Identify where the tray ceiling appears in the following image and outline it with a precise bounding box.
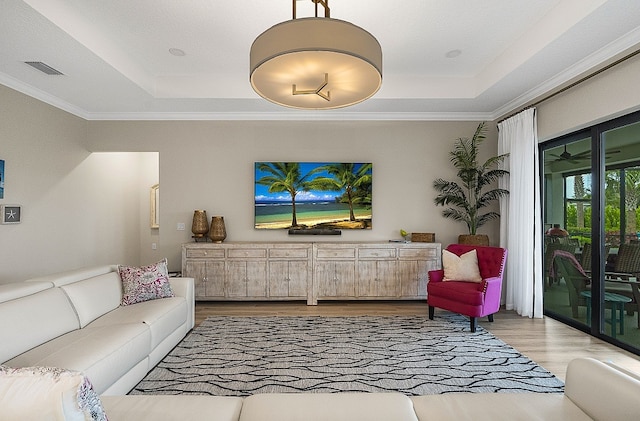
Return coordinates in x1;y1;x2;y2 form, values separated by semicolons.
1;0;639;120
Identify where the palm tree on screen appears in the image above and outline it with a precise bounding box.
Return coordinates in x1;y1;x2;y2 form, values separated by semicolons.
309;163;372;221
255;162;313;227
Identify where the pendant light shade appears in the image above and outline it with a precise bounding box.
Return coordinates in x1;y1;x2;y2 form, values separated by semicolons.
250;2;382;110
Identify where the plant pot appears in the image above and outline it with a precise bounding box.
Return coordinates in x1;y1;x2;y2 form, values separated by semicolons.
457;234;489;246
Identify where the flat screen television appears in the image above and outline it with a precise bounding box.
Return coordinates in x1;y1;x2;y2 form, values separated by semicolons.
255;162;372;230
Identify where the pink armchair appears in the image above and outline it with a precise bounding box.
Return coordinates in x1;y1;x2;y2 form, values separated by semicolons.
427;244;507;332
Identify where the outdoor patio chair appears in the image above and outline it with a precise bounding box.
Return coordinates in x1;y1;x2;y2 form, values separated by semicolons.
580;242;610;273
544;242;577;289
551;250;590;318
605;242;640;328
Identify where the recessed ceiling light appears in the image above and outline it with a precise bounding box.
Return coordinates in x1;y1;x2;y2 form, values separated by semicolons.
445;49;462;59
169;48;186;57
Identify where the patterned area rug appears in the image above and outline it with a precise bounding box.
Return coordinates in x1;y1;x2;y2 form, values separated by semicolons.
132;314;564;396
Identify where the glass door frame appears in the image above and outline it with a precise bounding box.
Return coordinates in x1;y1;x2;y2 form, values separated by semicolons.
540;109;640;356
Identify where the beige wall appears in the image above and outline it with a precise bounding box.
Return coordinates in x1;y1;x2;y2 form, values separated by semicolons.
86;121;501;272
537;53;640;141
136;152;160;266
1;81;503;281
2;47;639;281
0;85;158;283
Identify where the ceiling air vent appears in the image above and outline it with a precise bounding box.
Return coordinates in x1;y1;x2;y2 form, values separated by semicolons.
24;61;64;76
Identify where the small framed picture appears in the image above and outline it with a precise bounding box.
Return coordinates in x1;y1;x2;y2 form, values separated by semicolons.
1;205;21;224
150;184;159;229
0;159;5;199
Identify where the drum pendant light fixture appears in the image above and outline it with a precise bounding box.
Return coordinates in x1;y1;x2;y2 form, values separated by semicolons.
250;0;382;110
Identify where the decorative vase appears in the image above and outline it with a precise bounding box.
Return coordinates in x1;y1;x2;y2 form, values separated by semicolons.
191;210;209;240
209;216;227;243
457;234;490;246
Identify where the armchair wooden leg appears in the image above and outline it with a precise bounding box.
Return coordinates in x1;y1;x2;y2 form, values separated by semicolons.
428;306;435;320
470;317;477;332
488;314;494;322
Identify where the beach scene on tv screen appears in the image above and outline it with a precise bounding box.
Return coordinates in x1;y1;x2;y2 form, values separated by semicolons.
255;162;372;230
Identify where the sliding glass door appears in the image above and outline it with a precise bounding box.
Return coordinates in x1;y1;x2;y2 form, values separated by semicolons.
542;134;593;323
541;111;640;355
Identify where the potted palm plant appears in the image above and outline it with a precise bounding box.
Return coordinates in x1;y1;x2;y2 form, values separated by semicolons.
433;122;509;245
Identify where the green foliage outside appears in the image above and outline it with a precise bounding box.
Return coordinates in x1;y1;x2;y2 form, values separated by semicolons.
563;168;640;245
566;203;640;245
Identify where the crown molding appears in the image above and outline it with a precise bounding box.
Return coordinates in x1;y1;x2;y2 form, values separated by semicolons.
491;26;640;121
83;111;492;122
0;73;89;119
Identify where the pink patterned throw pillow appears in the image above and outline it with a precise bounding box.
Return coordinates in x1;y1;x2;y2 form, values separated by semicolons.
0;366;108;421
118;258;174;306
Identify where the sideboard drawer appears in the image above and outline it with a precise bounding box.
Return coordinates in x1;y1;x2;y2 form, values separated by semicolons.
269;248;309;259
358;248;396;259
185;248;225;258
316;248;356;259
227;248;267;259
399;248;438;259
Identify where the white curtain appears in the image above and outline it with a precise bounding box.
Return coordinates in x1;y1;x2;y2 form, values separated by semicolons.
497;108;543;318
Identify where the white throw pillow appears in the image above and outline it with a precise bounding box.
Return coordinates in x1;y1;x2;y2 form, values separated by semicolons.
0;366;107;421
442;249;482;283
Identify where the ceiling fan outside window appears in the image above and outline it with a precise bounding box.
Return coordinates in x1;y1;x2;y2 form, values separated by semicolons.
547;145;620;164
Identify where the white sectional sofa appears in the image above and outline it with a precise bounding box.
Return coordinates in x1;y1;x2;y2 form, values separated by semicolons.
2;358;638;420
1;265;639;420
96;357;640;421
0;265;194;395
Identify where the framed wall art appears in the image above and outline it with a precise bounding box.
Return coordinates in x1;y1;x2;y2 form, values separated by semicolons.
0;159;4;199
1;205;21;224
150;184;159;228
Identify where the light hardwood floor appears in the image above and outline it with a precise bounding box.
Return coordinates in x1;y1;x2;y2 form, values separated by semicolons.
194;301;640;382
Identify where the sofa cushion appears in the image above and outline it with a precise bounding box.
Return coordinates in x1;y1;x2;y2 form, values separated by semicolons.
240;393;419;421
59;272;122;328
565;358;640;421
0;366;107;421
119;259;174;306
411;393;590;421
0;287;79;364
89;296;187;349
443;249;482;282
101;395;243;421
0;281;53;304
5;323;151;395
28;265;118;287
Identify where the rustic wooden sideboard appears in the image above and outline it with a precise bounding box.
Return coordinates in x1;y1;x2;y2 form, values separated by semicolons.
182;242;441;305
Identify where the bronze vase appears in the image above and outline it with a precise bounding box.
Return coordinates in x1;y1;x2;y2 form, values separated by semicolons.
209;216;227;243
191;210;209;239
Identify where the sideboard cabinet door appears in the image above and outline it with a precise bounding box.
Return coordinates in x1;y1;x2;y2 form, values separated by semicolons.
398;246;441;298
182;245;225;300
